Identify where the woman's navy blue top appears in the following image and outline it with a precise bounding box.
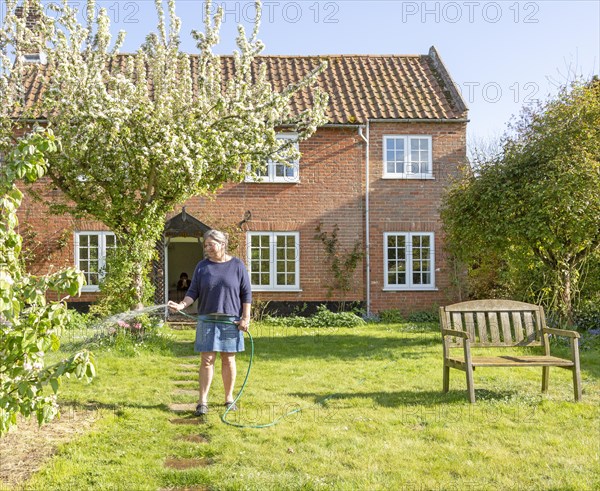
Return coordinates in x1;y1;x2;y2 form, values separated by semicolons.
186;257;252;316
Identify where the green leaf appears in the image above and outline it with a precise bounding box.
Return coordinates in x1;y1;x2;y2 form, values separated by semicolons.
50;378;59;394
50;334;61;351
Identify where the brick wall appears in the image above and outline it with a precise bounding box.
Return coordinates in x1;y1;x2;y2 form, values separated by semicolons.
17;178;111;304
176;126;366;305
367;121;467;313
16;122;466;315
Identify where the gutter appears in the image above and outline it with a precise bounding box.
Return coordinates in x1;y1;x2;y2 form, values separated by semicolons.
10;118;48;123
358;123;370;315
368;118;469;123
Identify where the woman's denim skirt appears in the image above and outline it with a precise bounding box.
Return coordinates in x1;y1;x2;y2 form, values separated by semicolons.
194;314;244;353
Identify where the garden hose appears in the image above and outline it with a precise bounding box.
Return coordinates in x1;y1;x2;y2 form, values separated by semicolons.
178;311;334;428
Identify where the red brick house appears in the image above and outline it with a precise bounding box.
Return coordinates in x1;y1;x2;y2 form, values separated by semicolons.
17;47;467;315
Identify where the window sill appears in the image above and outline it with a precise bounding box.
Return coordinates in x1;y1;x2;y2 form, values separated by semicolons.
245;180;300;184
382;287;438;292
382;175;435;180
251;287;303;292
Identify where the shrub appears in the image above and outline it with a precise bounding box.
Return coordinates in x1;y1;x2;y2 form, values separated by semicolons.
62;310;94;330
579;330;600;351
264;305;366;328
378;309;404;324
407;309;439;323
573;300;600;331
251;299;272;322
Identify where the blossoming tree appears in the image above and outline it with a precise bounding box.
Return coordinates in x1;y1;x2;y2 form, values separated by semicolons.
6;0;328;310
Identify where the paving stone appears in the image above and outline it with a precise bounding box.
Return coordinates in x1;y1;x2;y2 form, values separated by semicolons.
177;434;210;444
168;322;196;330
168;403;197;413
172;389;198;397
178;364;197;370
169;417;206;425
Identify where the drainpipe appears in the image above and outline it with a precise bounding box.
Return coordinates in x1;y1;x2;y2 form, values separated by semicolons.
358;122;371;315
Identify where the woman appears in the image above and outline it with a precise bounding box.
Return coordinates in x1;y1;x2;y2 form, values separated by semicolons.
168;230;251;416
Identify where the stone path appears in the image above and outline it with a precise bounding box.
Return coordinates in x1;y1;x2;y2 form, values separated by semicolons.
177;434;210;444
163;360;213;489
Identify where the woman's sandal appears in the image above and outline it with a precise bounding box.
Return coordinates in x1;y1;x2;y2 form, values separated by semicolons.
194;403;208;416
223;401;238;411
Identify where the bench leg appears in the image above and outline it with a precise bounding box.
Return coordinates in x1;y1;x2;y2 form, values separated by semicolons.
465;364;475;403
443;364;450;393
572;338;582;402
573;368;582;402
542;366;549;393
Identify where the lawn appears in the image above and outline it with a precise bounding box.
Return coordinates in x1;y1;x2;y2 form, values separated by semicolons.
4;322;599;490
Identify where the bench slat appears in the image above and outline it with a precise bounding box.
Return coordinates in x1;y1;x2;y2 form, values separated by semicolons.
523;312;536;340
488;312;501;343
451;312;463;344
512;312;524;343
500;312;512;345
476;312;488;344
464;312;476;341
447;355;574;367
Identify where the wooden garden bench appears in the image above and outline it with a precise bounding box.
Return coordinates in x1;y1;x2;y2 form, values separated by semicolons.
439;299;582;403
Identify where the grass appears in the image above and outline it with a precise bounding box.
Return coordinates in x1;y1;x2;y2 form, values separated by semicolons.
8;322;600;490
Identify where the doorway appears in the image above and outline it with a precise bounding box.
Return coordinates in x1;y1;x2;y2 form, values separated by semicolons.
162;208;211;314
165;237;203;310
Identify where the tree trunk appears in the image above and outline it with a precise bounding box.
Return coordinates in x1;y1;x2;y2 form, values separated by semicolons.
125;235;157;311
559;267;574;326
132;262;145;311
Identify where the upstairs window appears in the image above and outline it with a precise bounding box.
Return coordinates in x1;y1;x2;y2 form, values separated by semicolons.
74;232;117;291
20;52;47;64
247;134;299;183
383;135;432;179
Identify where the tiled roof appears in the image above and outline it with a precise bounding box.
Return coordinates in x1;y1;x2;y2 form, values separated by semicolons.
17;46;467;124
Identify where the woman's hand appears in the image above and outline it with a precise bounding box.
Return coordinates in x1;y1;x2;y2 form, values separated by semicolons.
236;317;250;332
167;300;185;312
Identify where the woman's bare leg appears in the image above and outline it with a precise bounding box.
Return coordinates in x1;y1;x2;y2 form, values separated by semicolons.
220;352;237;403
199;352;216;405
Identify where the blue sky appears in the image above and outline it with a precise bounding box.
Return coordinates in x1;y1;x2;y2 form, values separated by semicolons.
18;1;600;145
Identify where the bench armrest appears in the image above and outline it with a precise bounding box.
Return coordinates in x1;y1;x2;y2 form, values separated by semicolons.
543;327;580;339
442;328;470;339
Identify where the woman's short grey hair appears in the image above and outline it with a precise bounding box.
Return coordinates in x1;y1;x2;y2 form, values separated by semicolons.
204;229;229;247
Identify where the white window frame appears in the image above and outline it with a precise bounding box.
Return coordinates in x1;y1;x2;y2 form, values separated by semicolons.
20;52;47;64
247;231;300;291
74;231;117;292
383;135;433;179
383;232;436;290
246;133;300;183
